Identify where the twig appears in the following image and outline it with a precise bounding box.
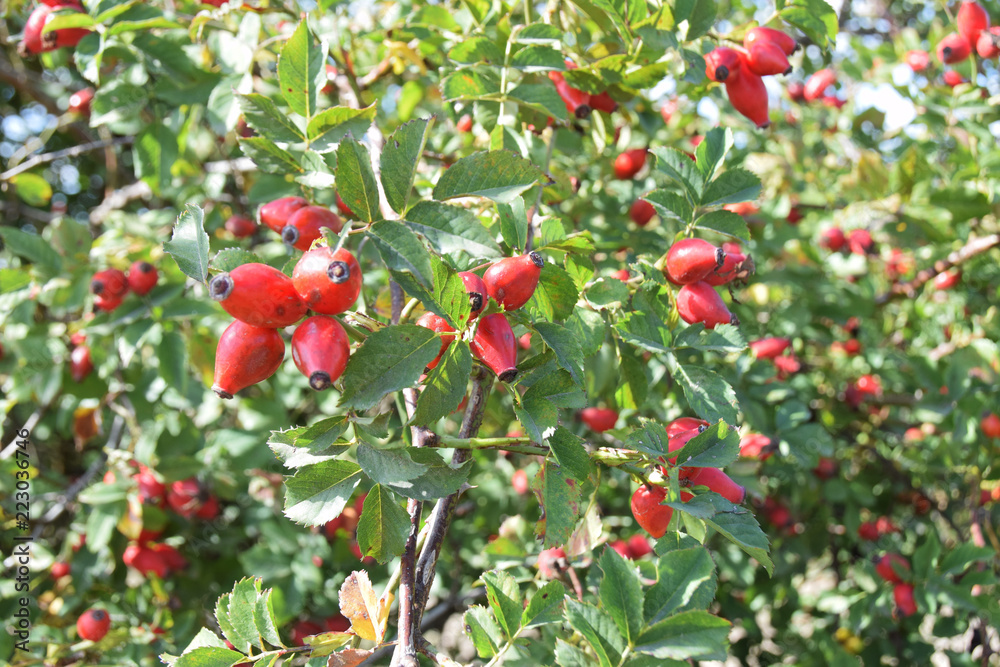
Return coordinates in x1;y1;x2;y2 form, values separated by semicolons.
1;137;133;182
88;180;153;225
0;408;47;460
875;234;1000;305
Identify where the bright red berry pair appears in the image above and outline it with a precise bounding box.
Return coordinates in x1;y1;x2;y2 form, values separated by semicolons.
613;148;648;179
259;197;343;251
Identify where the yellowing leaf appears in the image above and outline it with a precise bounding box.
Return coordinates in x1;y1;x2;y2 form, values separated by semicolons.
338;571;392;643
327;648;374;667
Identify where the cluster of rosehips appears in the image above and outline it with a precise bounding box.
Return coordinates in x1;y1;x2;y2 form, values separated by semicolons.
90;261;159;312
876;553;917;617
857;516;900;541
845;373;882;410
749;336;802;379
417;252;545;382
547;59;619;120
705;27;800;128
68;331;93;382
18;0;90;56
630;417;746;538
938;1;999;66
820;225;875;256
663;237;753;329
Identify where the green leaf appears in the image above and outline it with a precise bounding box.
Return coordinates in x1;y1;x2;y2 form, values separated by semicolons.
507;82;569;121
692;210;750;241
534;322;584;385
238;136;301;174
157;330;188;395
282;460;363;526
671;421;740;468
672;323;746;353
411;341;472;426
339;325;440;410
634;610;730;660
483;570;523;639
667;360;739;423
526;263;579;322
0;227;63;272
624;62;672;89
625;419;671;460
252;586;283;650
651;147;704;202
522;580;566;629
644;546;717;623
701;168;762;207
268;416;351;468
236;93;305;143
306;104;378;153
381;117;432;214
215;578;275;654
41;11;96;32
464;606;503;658
366;220;434;288
567;307;606;357
356;445;429;486
336;136;381;223
277;21;325;120
405;201;503;267
696;494;772;574
211;248;264;273
10;173;53;207
539;460;582;548
555;639;596;667
615;310;672;353
441;68;501;100
546;427;594;483
133;124;178;195
939;543;994;576
388;449;473;500
781;0;838;47
644;190;694;224
516;370;586;442
615;345;648;410
694;127;732;180
599;547;645;643
433;151;547;204
564;598;625;667
391;254;471;328
497;197;529;252
510;44;565;71
173;647;249;667
448;36;504;64
164;205;210;284
355;484;410;564
674;0;717;41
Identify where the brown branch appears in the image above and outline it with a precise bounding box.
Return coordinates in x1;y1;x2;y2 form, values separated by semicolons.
1;137;133;182
875;234;1000;305
412;366;492;625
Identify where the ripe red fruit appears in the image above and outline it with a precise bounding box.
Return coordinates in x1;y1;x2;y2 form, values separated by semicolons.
724;201;759;216
631;485;689;539
934;269;961;290
803;69;836;101
588;91;618;113
290;620;324;645
981;413;1000;438
613;148;648;179
610;540;630;558
626;534;653;559
134;465;166;505
458;271;488;319
325;614;351;633
957;2;990;48
291;316;351;390
681;467;746;504
259;196;308;234
664;238;725;285
580;407;618;432
94;292;124;313
894;583;918;617
547;71;591;119
630;199;656;226
456;114;473;132
905;50;931;73
210;263;307;328
858;522;879;541
943;70;966;87
977;27;1000;59
512;469;529;495
787;81;805;102
704;251;753;286
666;417;709;438
281;206;343;251
225;215;256;238
876;553;910;584
335;193;355;219
68;87;94;116
749;337;791;360
847;228;875;255
812;457;838;480
676;282;738;329
518;332;532;349
416;312;456;370
744;26;799;56
705;47;743;82
536;547;567;579
91;268;128;300
821;226;847;251
166;478;204;518
937;33;972;64
21;4;90;55
747;41;792;76
856;374;882;396
844;338;861;356
292;246;362;315
77;608;111;642
123;542;186;578
786;207;803;224
613;269;630;282
212;320;285;399
725;60;770;128
127;261;158;296
739;432;774;460
471;313;518;382
70;345;93;382
483;252;544;311
51;561;70;578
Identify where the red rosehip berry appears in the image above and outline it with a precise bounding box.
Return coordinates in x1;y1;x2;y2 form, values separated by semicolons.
68;87;94;116
744;26;799;56
613;148;648;179
127;261;158;296
20;3;90;55
937;33;972;64
209;263;308;328
91;268;128;300
630;198;656;226
471;313;518;382
749;337;791;360
70;345;93;382
281;206;343;251
981;413;1000;438
894;582;918;617
821;226;847;251
547;71;591;119
259;196;308;234
456;114;473;132
291;316;351;390
725;59;770;128
536;547;567;579
905;50;931;73
804;69;837;101
458;271;488;319
747;40;792;76
225;215;257;238
739;432;775;460
705;47;743;82
51;561;71;579
512;468;529;495
631;485;687;538
211;320;285;399
77;608;111;642
681;467;746;504
957;2;989;48
588;91;618;113
483;252;544;311
676;281;738;329
977;27;1000;59
415;312;456;371
664;238;725;285
580;407;618;433
876;553;910;584
292;247;362;315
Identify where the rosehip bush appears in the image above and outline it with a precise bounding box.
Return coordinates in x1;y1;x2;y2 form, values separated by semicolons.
2;1;1000;666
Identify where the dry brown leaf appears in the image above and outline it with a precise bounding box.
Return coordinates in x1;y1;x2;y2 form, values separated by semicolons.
338;570;392;643
326;648;373;667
